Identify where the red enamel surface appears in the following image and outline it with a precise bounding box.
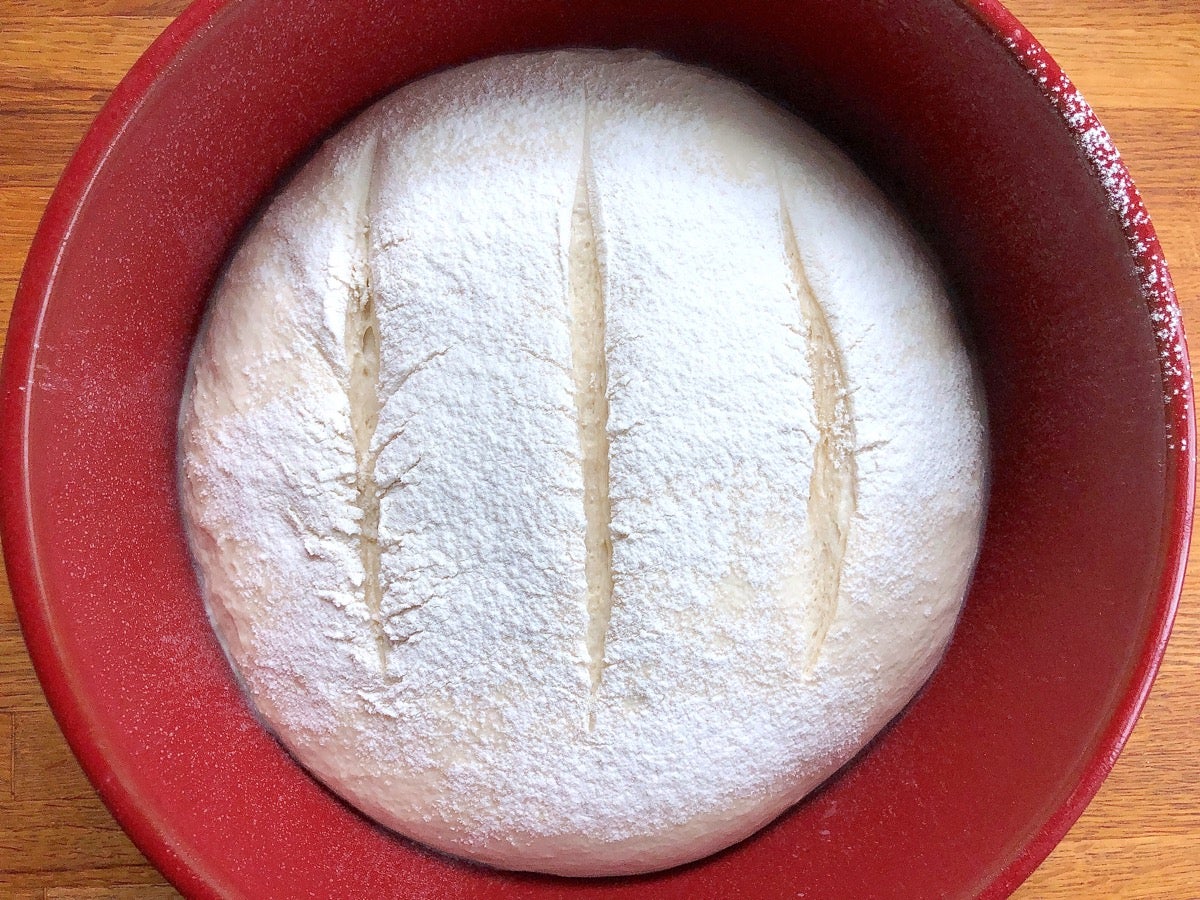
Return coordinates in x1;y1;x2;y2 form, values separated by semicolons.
0;1;1192;897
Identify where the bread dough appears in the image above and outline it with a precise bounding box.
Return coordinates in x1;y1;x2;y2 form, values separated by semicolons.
179;50;987;877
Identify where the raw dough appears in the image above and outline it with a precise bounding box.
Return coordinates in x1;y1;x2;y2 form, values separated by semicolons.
179;50;987;877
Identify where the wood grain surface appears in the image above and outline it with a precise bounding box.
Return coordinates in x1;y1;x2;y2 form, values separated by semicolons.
1;2;1197;897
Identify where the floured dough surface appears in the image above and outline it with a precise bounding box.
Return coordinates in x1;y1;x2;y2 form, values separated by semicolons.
179;50;987;877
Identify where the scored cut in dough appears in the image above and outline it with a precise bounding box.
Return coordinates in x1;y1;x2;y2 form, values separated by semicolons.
179;50;987;877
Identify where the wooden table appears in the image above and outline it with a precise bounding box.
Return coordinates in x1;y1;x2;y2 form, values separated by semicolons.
1;2;1197;897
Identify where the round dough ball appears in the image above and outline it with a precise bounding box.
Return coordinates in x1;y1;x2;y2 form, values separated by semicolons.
179;50;986;876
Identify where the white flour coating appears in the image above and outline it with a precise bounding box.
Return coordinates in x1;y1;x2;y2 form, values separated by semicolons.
179;51;987;877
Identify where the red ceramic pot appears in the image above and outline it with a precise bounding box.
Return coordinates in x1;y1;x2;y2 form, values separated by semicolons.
0;1;1192;897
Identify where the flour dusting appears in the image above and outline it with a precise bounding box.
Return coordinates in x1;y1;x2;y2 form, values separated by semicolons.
179;51;987;877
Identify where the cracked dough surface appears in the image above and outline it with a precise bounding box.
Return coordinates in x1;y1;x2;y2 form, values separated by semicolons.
179;50;987;877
